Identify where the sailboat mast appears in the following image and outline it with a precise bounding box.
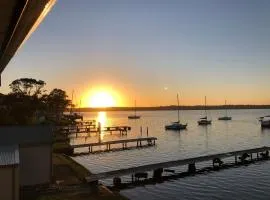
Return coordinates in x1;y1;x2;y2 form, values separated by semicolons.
177;94;180;122
134;100;136;116
79;99;82;115
225;100;227;117
204;96;207;117
70;90;74;114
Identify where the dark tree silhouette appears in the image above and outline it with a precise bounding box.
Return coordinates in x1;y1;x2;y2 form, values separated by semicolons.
1;79;71;125
9;78;46;97
46;88;71;119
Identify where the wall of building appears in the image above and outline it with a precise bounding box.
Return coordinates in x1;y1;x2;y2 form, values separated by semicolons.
0;166;19;200
19;145;51;186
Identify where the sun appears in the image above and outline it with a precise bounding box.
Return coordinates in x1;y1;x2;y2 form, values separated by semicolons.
89;91;116;107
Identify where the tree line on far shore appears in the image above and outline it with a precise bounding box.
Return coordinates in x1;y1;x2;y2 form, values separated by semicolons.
0;78;71;125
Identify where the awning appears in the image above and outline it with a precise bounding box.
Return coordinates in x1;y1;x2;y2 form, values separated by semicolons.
0;0;56;85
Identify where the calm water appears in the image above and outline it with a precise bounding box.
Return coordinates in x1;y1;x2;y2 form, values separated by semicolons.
72;109;270;200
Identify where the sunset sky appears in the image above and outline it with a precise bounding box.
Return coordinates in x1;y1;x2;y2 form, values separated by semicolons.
1;0;270;107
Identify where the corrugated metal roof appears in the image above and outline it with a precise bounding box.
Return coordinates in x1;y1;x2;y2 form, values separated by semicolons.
0;145;19;166
0;125;53;145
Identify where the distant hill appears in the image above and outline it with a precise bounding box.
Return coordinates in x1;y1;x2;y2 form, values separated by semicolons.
73;105;270;112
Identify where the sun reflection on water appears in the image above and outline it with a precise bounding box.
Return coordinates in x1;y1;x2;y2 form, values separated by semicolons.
97;112;107;141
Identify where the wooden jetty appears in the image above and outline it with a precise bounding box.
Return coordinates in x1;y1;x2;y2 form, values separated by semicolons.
70;137;157;153
75;120;96;126
59;125;131;136
85;146;270;183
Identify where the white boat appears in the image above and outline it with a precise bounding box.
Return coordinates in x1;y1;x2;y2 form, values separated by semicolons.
218;100;232;120
165;94;187;130
198;96;211;125
260;116;270;128
128;100;141;119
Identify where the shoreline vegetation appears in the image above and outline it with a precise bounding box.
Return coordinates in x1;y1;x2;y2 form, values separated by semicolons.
75;105;270;112
0;78;128;200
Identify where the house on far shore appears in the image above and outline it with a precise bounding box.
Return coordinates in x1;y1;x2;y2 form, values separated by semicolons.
0;125;53;200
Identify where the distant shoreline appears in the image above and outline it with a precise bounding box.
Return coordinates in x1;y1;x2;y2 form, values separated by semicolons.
73;105;270;112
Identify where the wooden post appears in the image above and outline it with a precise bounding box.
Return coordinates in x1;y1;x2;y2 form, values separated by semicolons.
98;122;101;143
147;127;149;137
140;126;142;136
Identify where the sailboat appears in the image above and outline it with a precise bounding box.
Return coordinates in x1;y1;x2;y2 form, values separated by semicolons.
64;90;83;121
165;94;187;130
128;100;141;119
218;100;232;120
198;96;211;125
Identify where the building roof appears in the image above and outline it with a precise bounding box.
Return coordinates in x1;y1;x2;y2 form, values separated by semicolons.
0;125;52;146
0;0;56;83
0;145;19;166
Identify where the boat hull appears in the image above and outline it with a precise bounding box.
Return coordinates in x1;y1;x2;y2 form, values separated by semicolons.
128;115;141;119
261;120;270;128
165;124;187;130
218;116;232;120
198;120;212;125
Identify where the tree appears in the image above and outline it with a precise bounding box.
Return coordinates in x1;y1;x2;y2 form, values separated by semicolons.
9;78;46;97
0;78;71;125
46;89;71;119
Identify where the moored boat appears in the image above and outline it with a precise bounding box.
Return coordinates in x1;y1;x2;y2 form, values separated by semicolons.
128;115;141;119
165;121;187;130
128;100;141;119
260;116;270;128
198;96;211;125
165;94;187;130
198;117;212;125
218;100;232;120
218;116;232;120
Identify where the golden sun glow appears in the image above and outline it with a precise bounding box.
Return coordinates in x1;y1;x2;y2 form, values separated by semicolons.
81;88;121;108
89;91;115;107
81;86;124;108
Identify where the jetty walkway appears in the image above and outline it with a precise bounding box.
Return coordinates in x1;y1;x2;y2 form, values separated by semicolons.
59;125;131;136
70;137;157;153
85;146;270;183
